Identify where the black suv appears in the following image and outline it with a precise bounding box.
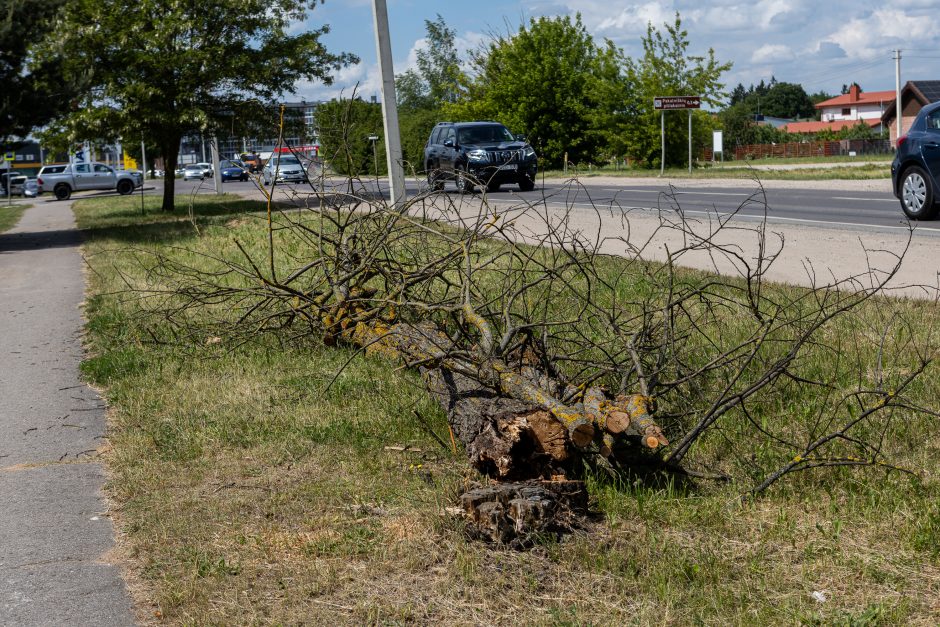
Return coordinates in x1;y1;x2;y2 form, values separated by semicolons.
424;121;537;192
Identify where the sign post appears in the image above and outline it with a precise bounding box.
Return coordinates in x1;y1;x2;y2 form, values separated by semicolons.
3;152;13;206
653;96;701;175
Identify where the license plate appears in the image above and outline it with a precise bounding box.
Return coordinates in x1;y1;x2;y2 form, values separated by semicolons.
497;164;516;171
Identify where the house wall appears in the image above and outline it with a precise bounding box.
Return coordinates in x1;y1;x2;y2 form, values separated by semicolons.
886;97;930;146
820;103;888;122
888;115;919;145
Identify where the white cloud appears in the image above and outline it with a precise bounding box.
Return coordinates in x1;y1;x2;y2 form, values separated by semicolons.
595;2;676;34
823;9;933;60
751;44;794;64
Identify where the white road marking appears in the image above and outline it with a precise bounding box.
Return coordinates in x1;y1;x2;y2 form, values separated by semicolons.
832;197;896;202
561;201;940;233
601;188;747;196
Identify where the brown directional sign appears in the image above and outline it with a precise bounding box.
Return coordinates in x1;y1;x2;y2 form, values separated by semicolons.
653;96;701;110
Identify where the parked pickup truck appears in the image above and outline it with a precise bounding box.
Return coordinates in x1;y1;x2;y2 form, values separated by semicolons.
37;162;143;200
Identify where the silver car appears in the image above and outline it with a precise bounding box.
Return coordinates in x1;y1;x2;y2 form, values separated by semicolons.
183;163;213;180
262;154;308;185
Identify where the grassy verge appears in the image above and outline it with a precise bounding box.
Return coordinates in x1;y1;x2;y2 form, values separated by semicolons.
542;163;890;180
0;202;29;232
76;195;940;625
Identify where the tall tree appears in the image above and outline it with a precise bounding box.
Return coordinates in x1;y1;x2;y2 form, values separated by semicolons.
0;0;82;142
450;14;622;167
43;0;355;211
756;82;816;119
621;13;731;168
316;97;384;176
394;14;465;172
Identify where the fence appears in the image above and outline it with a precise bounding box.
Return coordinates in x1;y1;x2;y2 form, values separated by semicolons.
703;139;894;161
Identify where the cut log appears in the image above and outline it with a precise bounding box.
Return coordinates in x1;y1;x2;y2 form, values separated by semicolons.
339;317;666;478
459;479;590;546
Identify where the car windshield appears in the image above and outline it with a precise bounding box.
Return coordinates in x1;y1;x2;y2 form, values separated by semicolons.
457;125;515;145
220;160;241;168
184;164;201;170
270;156;300;166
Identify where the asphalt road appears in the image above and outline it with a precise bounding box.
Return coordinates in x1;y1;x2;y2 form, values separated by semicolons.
0;202;134;625
150;174;924;236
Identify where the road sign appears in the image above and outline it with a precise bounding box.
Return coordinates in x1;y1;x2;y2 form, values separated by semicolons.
653;96;701;110
3;152;13;162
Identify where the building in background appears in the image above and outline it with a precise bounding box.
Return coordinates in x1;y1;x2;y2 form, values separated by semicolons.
881;80;940;146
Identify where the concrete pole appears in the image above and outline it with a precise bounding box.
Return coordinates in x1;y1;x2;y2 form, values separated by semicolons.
141;139;147;179
895;49;902;145
210;136;222;195
371;0;406;206
660;111;665;177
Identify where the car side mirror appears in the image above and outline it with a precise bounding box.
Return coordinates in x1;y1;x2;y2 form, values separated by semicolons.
515;134;527;143
443;139;455;148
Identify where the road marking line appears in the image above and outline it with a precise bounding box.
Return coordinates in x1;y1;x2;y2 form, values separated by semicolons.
600;188;747;196
561;201;939;234
832;197;896;202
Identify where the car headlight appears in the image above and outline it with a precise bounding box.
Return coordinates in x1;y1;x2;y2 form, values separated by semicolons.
523;146;536;159
467;149;488;162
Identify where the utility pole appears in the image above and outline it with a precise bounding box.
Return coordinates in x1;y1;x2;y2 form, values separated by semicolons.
895;49;902;145
141;138;147;179
210;136;222;195
371;0;405;207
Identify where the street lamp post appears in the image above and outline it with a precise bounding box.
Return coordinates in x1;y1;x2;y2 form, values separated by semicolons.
371;0;405;207
368;135;379;176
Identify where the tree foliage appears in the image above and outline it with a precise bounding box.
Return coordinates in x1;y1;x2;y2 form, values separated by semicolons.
448;15;622;167
620;13;730;168
0;0;82;142
727;79;816;119
316;98;385;176
41;0;354;211
395;14;465;173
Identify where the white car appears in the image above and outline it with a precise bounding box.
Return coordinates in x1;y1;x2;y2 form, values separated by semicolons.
183;163;213;180
262;154;308;185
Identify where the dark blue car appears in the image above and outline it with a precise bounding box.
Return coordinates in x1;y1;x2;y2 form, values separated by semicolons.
892;100;940;219
219;160;249;182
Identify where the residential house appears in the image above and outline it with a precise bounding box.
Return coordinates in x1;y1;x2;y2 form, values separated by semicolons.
881;80;940;146
783;84;892;135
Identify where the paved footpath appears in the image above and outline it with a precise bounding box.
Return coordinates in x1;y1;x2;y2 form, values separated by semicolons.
0;200;134;625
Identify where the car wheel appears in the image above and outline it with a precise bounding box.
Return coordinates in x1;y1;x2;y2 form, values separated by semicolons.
900;166;937;220
455;165;474;194
518;172;535;192
116;179;134;195
54;184;71;201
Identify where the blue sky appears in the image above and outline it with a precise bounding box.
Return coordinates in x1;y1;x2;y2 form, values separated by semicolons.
295;0;940;103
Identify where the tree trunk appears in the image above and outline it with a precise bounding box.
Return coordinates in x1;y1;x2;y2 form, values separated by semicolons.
160;134;181;212
343;318;667;479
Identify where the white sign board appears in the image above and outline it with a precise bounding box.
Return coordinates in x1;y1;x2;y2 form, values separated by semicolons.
712;130;723;154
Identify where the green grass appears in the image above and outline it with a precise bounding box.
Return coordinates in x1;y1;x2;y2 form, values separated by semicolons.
0;202;29;232
75;194;940;625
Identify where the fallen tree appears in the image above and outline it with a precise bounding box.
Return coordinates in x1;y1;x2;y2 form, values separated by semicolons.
102;124;938;543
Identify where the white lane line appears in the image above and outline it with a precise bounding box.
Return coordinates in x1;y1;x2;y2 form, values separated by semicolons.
600;188;747;196
832;197;897;202
562;201;940;233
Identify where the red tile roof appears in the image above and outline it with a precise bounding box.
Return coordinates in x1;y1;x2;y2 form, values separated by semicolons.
815;89;896;109
783;118;881;133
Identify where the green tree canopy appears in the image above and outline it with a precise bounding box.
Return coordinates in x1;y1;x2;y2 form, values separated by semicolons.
0;0;82;142
620;13;731;168
42;0;354;210
316;97;385;176
394;14;466;173
448;14;622;167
